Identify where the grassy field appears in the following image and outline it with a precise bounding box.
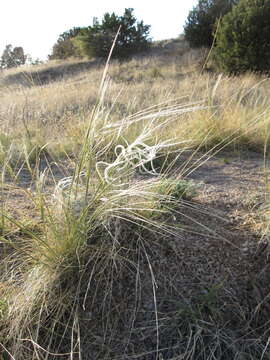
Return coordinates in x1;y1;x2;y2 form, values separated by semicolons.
0;39;270;359
1;39;270;162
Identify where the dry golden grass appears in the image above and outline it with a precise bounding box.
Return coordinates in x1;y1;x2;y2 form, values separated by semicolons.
0;46;270;166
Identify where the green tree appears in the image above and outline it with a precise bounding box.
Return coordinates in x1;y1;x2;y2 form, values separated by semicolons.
184;0;238;48
50;27;85;60
214;0;270;73
76;8;151;59
1;44;26;68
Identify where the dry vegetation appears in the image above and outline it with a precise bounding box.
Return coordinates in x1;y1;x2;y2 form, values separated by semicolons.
0;38;270;359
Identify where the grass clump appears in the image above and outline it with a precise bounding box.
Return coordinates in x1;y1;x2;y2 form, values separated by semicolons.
156;178;199;201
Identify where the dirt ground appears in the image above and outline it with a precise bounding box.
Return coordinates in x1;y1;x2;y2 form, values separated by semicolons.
118;150;270;358
3;150;270;359
77;150;270;359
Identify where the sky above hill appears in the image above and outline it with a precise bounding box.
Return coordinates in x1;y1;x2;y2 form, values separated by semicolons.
0;0;197;61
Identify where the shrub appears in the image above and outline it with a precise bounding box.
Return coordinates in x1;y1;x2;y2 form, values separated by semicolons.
49;27;85;60
76;8;151;59
158;179;199;201
214;0;270;73
184;0;238;48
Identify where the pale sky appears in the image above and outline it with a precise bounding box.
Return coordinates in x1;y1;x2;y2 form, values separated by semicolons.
0;0;197;61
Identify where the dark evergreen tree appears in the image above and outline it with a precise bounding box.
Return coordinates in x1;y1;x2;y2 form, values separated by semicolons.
76;8;151;59
184;0;238;48
214;0;270;73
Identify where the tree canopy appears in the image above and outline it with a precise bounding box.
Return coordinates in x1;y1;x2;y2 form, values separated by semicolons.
77;8;151;59
49;27;85;60
184;0;238;48
1;44;26;69
214;0;270;73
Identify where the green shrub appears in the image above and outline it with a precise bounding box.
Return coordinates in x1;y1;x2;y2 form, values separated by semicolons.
214;0;270;73
184;0;238;48
49;27;85;60
76;8;151;59
157;178;199;202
